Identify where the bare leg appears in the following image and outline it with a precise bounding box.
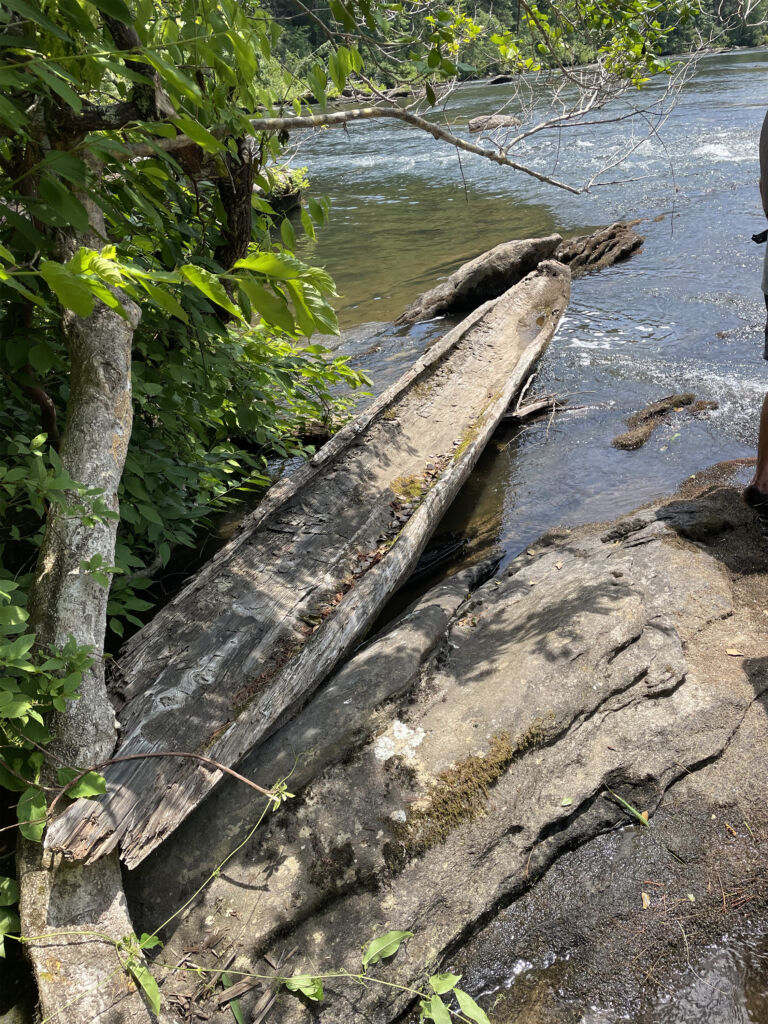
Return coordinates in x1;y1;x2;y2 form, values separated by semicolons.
751;393;768;493
744;298;768;504
746;294;768;498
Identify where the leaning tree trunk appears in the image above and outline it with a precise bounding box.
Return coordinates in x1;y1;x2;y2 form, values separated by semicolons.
16;203;169;1022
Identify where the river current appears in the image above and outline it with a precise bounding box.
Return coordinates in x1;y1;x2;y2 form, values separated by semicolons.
290;48;768;1023
294;48;768;578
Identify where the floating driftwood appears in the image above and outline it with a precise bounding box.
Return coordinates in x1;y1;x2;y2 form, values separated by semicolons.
46;258;571;867
612;392;696;450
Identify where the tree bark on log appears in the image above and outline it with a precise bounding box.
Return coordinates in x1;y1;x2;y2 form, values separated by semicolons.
394;234;562;324
555;220;644;276
45;259;571;870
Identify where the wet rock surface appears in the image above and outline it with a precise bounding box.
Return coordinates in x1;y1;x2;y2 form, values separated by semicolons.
453;478;768;1024
131;476;768;1024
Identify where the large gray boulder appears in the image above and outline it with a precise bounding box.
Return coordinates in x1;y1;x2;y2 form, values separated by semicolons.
131;481;768;1024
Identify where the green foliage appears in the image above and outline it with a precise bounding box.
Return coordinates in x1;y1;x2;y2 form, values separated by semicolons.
56;767;107;799
362;929;414;969
418;972;492;1023
0;0;372;805
262;0;703;82
455;987;492;1023
0;431;115;829
222;972;246;1024
604;785;650;826
0;582;96;835
429;972;462;994
114;932;164;1013
285;973;325;1000
277;928;491;1022
0;876;20;959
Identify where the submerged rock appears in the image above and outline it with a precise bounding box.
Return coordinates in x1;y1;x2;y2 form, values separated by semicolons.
467;113;522;133
132;478;768;1024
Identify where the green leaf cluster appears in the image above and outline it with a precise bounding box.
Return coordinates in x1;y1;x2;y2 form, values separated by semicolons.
118;932;164;1016
0;0;379;833
281;928;491;1023
0;875;20;959
419;976;490;1023
0;0;372;656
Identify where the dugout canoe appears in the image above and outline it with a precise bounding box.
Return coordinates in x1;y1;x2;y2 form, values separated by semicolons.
45;257;571;867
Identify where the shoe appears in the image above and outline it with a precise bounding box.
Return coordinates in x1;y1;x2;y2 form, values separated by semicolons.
744;486;768;549
744;484;768;511
744;484;768;507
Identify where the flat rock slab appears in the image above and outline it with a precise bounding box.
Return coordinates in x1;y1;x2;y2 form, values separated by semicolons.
453;483;768;1023
130;483;768;1024
46;260;569;868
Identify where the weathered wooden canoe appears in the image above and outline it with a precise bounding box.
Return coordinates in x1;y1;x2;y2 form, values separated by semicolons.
46;257;571;868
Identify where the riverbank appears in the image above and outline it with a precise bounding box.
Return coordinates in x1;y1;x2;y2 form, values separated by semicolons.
126;458;768;1023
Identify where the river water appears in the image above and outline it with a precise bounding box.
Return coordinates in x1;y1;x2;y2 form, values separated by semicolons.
288;48;768;1022
294;48;768;581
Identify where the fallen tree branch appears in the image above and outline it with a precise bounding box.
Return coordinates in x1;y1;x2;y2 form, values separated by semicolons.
504;394;568;421
126;106;581;193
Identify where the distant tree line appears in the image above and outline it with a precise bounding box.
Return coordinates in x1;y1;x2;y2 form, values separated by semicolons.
262;0;768;84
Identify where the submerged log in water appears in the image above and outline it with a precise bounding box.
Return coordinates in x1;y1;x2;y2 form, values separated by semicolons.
395;234;562;325
46;258;571;868
556;219;644;276
395;222;644;327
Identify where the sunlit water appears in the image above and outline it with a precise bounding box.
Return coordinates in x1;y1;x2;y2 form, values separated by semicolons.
291;49;768;580
288;48;768;1020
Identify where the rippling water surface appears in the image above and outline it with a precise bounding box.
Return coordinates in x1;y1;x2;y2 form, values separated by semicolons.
293;49;768;576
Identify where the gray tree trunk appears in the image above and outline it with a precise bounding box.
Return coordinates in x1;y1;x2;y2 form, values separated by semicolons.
17;198;169;1022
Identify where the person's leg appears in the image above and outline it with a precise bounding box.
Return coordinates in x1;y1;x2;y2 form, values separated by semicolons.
745;277;768;502
749;391;768;495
